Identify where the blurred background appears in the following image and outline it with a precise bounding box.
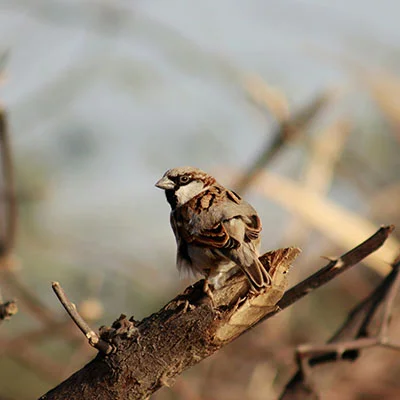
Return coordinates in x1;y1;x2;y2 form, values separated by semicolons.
0;1;400;399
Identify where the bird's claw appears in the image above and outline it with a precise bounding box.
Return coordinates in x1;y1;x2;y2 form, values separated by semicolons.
203;279;216;308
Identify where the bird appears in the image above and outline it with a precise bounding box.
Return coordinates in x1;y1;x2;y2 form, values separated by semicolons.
155;166;271;300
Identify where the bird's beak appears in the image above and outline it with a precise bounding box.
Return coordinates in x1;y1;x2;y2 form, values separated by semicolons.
155;176;175;190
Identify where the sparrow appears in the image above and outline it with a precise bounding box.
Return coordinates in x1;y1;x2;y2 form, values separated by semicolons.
155;166;271;298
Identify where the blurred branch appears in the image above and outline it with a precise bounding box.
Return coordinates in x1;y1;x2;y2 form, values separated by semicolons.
169;378;205;400
0;336;67;383
335;149;391;195
283;119;350;245
0;102;95;385
243;74;290;121
309;49;400;143
0;107;17;255
255;225;394;327
280;251;400;400
3;270;57;324
234;90;335;194
0;106;65;326
0;300;17;322
0;108;64;384
0;50;9;86
360;70;400;142
299;120;350;195
0;97;18;326
252;170;399;274
0;320;86;352
39;227;393;399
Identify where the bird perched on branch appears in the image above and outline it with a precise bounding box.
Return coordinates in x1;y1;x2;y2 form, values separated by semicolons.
155;167;271;299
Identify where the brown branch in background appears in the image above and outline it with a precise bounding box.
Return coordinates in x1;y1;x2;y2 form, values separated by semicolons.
280;250;400;400
282;119;351;246
0;105;97;388
0;106;68;331
0;109;18;326
251;170;399;275
52;282;113;354
0;336;67;383
0;320;91;385
0;50;9;76
0;320;86;357
3;272;58;325
0;284;17;323
0;107;17;254
39;226;393;400
234;91;333;194
378;253;400;339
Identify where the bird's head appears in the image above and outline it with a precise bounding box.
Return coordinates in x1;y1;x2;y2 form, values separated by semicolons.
155;166;216;209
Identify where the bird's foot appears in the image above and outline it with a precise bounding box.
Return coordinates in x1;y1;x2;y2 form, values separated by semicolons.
203;279;216;307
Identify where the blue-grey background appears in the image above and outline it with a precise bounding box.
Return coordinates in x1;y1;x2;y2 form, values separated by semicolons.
1;1;400;399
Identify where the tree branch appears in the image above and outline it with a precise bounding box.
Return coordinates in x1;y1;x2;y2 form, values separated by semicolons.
277;225;394;311
39;226;394;400
279;250;400;400
0;106;17;255
52;282;113;354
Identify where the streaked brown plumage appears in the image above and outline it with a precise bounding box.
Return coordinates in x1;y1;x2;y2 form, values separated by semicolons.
155;167;271;293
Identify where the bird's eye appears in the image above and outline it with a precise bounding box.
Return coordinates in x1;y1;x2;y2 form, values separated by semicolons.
179;175;191;184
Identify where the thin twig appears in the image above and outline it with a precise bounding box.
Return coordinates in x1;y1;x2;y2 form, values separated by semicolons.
258;225;394;326
51;281;113;354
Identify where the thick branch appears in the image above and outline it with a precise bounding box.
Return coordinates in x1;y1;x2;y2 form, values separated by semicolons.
39;226;393;400
278;225;393;311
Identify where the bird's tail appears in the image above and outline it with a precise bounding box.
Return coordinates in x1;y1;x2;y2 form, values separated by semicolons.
241;257;271;291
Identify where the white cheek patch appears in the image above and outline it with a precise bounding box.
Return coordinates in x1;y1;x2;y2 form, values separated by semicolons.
175;180;205;205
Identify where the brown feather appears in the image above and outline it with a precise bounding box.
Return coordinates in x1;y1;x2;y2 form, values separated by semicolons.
159;166;270;291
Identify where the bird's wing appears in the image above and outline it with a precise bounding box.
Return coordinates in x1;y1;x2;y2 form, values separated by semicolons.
186;212;268;289
171;213;193;272
243;214;262;241
220;216;269;289
175;186;269;288
177;188;261;249
188;222;241;249
188;215;268;287
221;189;262;241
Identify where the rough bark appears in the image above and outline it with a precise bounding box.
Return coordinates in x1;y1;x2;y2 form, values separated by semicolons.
39;226;393;400
40;247;298;400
